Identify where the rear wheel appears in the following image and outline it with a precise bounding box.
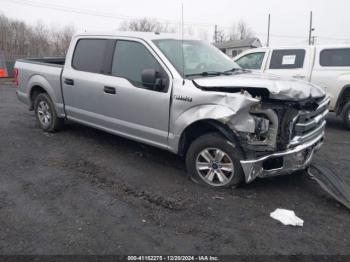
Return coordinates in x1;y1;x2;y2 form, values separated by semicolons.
342;101;350;130
186;132;244;188
34;93;64;132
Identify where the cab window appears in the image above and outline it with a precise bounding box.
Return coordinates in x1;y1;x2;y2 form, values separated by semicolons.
235;52;265;70
269;49;305;69
111;40;168;92
320;48;350;67
72;39;108;73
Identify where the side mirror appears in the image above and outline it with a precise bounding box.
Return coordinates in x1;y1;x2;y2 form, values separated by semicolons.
141;69;166;91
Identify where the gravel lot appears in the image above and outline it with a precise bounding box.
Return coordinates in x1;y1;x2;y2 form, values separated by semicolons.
0;82;349;255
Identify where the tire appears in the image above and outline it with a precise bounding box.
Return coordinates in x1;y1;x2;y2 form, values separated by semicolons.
186;132;245;188
34;93;64;132
342;101;350;130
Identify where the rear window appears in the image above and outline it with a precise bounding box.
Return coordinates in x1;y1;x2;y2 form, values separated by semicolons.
320;48;350;67
269;49;306;69
72;39;108;73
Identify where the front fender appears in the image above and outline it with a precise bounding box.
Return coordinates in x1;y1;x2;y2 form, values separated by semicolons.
168;100;258;153
172;104;236;138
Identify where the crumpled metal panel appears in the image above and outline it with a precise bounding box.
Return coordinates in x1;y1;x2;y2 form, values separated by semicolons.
309;165;350;210
193;72;326;101
168;80;261;153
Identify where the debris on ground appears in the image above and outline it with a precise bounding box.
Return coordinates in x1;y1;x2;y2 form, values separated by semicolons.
212;195;225;200
309;165;350;210
270;209;304;227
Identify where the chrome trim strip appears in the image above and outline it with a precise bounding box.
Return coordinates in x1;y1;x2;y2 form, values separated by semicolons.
295;109;328;132
289;120;326;147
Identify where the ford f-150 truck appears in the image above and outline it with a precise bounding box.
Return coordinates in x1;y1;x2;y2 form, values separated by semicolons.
234;45;350;128
14;31;329;188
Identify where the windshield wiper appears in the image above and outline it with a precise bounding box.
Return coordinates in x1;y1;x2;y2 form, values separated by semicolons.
224;67;249;73
185;71;230;77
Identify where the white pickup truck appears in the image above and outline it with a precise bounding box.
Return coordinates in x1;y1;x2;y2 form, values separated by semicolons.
234;46;350;128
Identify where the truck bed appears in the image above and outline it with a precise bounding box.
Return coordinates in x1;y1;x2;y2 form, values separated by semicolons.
17;57;65;67
15;57;66;117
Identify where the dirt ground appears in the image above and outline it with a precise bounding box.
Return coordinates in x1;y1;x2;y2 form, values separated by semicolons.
0;83;349;255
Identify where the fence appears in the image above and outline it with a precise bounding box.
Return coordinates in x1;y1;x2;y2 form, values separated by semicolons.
2;53;32;77
0;50;8;77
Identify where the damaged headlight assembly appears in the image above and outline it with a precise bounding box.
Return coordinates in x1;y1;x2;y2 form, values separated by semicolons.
223;101;279;151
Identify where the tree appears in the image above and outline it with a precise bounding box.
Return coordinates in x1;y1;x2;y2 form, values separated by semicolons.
0;13;75;61
214;27;227;42
214;20;255;42
228;20;255;40
51;25;75;55
119;17;176;33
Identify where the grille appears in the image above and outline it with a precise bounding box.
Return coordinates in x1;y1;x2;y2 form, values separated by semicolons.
289;96;330;147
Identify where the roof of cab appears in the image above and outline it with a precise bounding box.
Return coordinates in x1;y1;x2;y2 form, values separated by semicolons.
74;31;199;41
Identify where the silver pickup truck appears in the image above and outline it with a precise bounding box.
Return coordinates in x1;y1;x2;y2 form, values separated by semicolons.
15;31;329;188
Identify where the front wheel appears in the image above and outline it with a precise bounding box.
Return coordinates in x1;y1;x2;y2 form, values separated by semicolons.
34;93;64;132
186;133;245;188
342;100;350;130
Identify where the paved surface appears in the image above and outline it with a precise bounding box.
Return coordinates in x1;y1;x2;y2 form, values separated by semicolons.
0;83;349;255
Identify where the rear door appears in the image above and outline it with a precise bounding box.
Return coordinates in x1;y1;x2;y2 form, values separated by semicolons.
105;39;172;147
264;48;312;81
62;38;114;124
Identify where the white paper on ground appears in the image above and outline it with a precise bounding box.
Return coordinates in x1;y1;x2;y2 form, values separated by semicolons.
270;208;304;227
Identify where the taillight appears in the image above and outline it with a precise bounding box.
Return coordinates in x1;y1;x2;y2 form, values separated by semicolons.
0;68;6;78
13;68;19;86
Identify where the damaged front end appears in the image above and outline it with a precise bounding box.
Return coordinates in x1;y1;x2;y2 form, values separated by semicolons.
195;81;329;183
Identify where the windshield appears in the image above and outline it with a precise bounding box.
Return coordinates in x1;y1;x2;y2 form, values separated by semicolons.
153;39;241;78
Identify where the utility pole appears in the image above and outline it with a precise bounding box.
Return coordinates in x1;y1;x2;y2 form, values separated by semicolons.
308;11;315;45
267;14;271;47
214;24;218;43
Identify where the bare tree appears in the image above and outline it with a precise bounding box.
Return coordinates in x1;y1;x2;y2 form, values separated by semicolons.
214;27;227;42
51;25;75;56
119;17;176;33
228;20;255;40
214;20;255;42
236;20;254;39
0;13;75;61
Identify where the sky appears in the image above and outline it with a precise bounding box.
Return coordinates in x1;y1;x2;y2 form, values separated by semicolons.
1;0;350;46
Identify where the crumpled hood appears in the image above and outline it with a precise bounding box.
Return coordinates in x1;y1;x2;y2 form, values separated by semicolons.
193;72;326;101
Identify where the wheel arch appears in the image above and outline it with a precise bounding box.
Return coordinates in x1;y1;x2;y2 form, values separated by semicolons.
178;119;244;157
27;75;58;111
29;85;47;109
335;84;350;115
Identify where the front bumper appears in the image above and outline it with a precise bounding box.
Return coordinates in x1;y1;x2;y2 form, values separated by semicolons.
240;132;324;183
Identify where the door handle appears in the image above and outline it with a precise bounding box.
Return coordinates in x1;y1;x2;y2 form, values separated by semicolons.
64;78;74;85
104;86;116;94
293;74;306;79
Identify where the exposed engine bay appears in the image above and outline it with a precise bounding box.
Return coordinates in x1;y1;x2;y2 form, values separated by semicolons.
194;82;329;160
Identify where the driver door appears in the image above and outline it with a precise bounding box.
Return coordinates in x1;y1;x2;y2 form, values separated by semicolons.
101;39;172;147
